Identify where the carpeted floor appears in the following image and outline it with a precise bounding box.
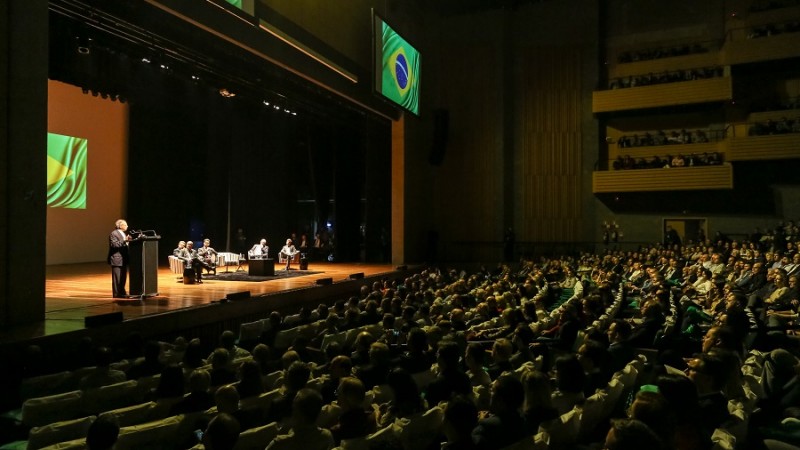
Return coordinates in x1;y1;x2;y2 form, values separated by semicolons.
200;270;322;282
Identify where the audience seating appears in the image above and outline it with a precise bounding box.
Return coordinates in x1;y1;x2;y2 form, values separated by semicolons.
26;416;96;450
113;415;183;450
231;422;278;450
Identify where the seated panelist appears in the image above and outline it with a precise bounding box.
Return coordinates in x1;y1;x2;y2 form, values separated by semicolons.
249;239;269;259
280;238;298;270
197;238;217;274
176;240;204;283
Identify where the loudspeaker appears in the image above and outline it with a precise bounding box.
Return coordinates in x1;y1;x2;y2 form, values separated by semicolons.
85;311;123;328
396;265;408;271
226;291;251;301
348;272;365;280
299;259;308;270
315;277;333;285
428;109;449;166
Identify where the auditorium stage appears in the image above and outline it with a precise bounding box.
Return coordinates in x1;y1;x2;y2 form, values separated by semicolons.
0;261;399;351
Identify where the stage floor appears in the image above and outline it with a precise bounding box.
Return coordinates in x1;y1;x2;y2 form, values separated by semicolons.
36;261;395;337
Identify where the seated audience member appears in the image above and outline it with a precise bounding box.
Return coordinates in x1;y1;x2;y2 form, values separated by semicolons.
197;238;217;274
627;300;665;348
80;346;127;390
376;368;427;427
266;361;311;424
152;364;186;400
606;319;635;372
171;369;214;415
252;343;279;375
603;418;665;450
330;377;377;444
126;340;165;380
266;388;334;450
551;354;586;415
354;342;392;389
202;412;241;450
210;330;252;362
472;375;527;450
686;353;731;435
208;348;237;387
236;360;265;400
86;415;120;450
577;339;613;396
425;340;472;405
214;384;262;431
181;338;206;375
627;389;675;448
396;327;435;374
656;374;707;450
486;338;514;380
249;239;269;258
521;370;559;435
442;395;479;450
321;355;353;405
465;343;492;388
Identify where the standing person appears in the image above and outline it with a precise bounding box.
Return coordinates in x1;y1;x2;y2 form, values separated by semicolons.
108;219;131;298
280;239;298;270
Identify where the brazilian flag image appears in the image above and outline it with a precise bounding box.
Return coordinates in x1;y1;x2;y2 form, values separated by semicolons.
47;132;87;209
381;22;420;115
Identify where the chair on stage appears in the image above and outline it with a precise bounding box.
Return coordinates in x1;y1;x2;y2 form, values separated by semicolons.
277;252;300;266
167;256;184;282
216;252;244;273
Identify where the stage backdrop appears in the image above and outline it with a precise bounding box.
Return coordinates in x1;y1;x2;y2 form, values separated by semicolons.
47;80;129;265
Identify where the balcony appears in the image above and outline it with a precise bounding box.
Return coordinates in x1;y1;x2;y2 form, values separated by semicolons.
592;164;733;193
593;77;732;113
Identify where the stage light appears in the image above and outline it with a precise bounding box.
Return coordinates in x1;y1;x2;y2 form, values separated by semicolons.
141;57;151;63
75;36;92;55
160;63;169;70
291;112;297;116
219;88;236;98
262;100;270;106
191;75;200;81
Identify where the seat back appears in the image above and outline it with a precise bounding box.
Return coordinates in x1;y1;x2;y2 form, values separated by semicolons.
37;438;88;450
98;401;157;427
20;372;73;402
578;389;608;438
231;422;278;450
22;391;84;428
81;380;139;414
538;406;580;447
27;416;96;450
168;256;184;275
114;415;183;450
396;406;444;450
239;389;281;416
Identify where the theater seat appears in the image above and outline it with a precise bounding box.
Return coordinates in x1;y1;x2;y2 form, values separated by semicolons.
232;422;278;450
22;390;84;428
27;415;96;450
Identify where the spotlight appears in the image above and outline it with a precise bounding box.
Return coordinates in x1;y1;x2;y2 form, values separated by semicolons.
75;36;92;55
191;75;200;81
159;63;169;70
141;57;151;64
262;100;270;106
291;112;297;116
219;88;236;98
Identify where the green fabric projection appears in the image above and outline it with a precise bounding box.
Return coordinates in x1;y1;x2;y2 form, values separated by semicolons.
381;22;420;115
47;132;88;209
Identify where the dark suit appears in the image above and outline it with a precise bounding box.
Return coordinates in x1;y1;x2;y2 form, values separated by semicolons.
108;228;129;297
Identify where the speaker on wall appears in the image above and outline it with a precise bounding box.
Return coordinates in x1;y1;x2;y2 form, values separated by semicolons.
428;108;449;166
85;311;123;328
226;291;251;301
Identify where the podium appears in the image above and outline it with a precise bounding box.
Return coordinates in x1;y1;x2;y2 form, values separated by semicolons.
129;235;160;297
249;258;275;276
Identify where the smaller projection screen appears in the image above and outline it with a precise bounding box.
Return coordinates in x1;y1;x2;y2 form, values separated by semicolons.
373;12;421;116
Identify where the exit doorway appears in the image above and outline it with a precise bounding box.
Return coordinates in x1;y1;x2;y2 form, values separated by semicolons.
663;218;707;245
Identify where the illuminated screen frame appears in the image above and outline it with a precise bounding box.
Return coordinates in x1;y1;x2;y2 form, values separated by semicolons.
372;12;421;116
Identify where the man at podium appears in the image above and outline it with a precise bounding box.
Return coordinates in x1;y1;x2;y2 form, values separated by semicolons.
108;219;131;298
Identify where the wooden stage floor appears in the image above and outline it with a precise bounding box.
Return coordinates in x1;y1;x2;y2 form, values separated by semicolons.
35;261;395;338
